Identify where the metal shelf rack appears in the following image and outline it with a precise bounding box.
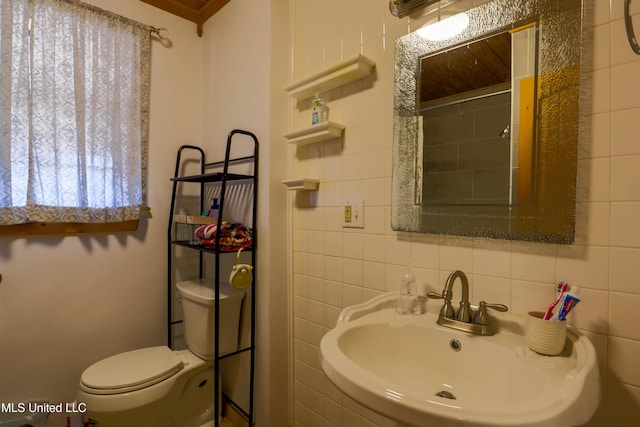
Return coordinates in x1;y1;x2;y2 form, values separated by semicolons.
167;129;258;427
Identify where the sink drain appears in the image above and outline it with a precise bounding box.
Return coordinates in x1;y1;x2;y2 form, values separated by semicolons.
435;390;456;400
450;339;462;352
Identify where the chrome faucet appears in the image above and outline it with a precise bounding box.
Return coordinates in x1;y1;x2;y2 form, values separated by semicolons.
428;270;508;336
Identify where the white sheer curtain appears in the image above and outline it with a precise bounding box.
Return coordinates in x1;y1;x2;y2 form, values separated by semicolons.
0;0;150;224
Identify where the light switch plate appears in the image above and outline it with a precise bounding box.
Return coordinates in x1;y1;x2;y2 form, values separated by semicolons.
343;200;364;228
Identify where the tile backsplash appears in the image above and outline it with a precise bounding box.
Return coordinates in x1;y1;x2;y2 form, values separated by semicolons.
289;0;640;426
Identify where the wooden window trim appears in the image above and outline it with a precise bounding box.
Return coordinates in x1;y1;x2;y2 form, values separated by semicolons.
0;220;139;236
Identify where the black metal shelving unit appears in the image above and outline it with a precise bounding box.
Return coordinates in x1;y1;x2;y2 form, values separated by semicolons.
167;129;258;427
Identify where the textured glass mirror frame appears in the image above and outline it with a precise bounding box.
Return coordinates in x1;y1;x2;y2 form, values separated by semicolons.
392;0;584;243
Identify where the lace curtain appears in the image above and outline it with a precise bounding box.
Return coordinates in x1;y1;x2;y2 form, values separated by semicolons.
0;0;151;224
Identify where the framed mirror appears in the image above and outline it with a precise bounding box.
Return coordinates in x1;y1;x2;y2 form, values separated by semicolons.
391;0;584;243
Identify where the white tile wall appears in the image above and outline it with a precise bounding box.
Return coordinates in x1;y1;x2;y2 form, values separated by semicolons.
289;0;640;425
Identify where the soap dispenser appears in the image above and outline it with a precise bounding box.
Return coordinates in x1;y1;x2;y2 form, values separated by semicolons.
396;266;421;315
311;93;327;125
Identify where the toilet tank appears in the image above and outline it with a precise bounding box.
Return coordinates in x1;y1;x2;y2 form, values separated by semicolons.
176;279;245;359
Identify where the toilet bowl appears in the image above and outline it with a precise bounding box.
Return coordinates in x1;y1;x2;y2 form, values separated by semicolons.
76;281;244;427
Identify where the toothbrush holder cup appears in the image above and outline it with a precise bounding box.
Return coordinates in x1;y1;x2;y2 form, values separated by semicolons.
526;311;567;356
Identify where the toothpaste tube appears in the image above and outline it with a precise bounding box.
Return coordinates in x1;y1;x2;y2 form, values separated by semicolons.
551;286;580;321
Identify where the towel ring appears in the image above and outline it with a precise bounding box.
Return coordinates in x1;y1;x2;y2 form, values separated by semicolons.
625;0;640;54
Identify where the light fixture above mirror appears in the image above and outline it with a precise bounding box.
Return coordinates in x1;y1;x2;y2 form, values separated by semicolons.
389;0;440;18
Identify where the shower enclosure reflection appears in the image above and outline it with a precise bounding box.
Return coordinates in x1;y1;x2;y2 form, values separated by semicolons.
418;27;536;207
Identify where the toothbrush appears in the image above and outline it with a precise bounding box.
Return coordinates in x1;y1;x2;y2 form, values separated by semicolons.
543;282;568;320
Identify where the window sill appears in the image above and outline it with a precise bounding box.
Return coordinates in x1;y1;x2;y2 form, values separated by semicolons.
0;220;139;236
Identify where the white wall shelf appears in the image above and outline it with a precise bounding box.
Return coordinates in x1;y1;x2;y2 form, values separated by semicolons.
284;54;375;100
281;178;320;191
283;121;345;145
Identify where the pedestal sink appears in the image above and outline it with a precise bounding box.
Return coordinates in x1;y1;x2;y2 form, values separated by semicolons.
319;293;600;427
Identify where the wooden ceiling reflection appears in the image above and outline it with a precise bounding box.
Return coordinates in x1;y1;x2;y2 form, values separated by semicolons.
420;32;512;103
140;0;231;36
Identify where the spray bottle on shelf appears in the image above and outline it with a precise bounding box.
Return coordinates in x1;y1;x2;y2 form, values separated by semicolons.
208;198;220;219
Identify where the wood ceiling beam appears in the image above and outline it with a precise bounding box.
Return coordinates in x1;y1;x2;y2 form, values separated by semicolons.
197;0;231;24
140;0;232;36
140;0;200;23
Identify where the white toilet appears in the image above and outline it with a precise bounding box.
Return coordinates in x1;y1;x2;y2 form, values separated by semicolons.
76;280;244;427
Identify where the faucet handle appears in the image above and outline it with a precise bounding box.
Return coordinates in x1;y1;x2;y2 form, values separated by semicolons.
482;301;509;312
427;291;444;299
474;301;509;325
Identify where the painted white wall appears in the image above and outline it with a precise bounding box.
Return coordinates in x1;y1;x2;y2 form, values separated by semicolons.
0;1;202;426
289;0;640;426
201;0;290;425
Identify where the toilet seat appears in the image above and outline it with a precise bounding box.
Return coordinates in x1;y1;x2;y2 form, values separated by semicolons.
80;346;184;395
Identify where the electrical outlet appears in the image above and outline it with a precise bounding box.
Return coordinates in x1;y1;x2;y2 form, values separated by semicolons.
343;200;364;228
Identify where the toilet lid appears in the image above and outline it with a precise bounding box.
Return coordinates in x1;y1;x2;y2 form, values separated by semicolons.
80;346;183;395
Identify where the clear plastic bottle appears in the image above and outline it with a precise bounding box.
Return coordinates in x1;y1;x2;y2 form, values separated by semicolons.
396;269;420;315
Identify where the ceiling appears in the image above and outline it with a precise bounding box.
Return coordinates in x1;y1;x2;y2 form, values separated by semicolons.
140;0;231;36
419;31;511;103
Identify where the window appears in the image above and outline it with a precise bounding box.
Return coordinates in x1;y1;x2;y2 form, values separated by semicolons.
0;0;151;230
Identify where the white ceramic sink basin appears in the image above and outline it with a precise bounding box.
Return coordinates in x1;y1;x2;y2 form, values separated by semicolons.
320;293;600;427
